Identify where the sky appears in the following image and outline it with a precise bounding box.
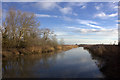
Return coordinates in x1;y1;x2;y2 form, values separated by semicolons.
2;2;118;44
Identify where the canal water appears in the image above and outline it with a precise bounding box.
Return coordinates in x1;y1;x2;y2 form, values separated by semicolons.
2;47;104;78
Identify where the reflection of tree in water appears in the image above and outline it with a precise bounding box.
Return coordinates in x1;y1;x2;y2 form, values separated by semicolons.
41;52;57;68
3;51;65;77
3;56;38;77
41;51;65;68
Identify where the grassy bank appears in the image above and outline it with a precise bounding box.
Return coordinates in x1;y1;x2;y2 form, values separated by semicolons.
2;45;78;59
84;45;120;78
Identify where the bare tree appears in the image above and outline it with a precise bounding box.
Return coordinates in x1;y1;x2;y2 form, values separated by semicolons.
59;38;64;49
2;8;59;52
2;8;40;48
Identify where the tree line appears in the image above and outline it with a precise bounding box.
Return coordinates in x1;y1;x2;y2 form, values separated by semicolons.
1;9;64;49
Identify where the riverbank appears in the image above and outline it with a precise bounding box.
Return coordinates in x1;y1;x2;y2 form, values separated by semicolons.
2;45;78;59
84;45;120;78
3;47;104;78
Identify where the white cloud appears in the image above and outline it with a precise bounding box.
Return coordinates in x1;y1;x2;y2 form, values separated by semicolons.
86;24;103;29
34;2;77;16
58;2;87;15
107;2;118;11
73;13;78;16
94;12;106;18
114;6;118;9
81;5;86;9
56;25;118;44
67;2;87;9
95;4;103;10
109;13;117;17
62;16;103;29
56;28;118;44
34;2;59;10
94;12;117;19
67;26;117;33
59;7;72;14
35;14;58;18
95;6;100;10
67;2;86;6
76;19;98;25
76;19;104;29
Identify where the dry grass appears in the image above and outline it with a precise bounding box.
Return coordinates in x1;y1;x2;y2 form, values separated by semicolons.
2;45;78;59
84;45;120;78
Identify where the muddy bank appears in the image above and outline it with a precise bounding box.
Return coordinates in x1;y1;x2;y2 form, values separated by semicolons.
2;45;78;59
84;45;120;78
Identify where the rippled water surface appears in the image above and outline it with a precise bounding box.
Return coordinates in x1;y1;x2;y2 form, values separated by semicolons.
3;47;104;78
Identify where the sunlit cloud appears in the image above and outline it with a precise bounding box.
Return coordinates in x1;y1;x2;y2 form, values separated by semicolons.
59;7;72;14
33;2;59;10
94;12;117;19
67;2;87;9
56;26;118;44
67;26;117;34
76;19;104;29
95;3;103;10
35;14;58;18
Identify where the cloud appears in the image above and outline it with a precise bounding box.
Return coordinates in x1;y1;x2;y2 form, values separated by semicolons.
58;2;87;15
63;16;98;25
35;14;58;18
34;2;59;10
109;13;118;17
67;26;117;34
81;5;86;9
73;13;78;16
55;24;118;44
76;19;104;29
67;2;87;9
34;2;77;16
62;16;103;29
86;24;103;29
95;3;103;10
107;2;118;11
95;6;100;10
68;27;97;33
59;7;72;14
76;19;98;25
94;12;117;19
56;27;118;44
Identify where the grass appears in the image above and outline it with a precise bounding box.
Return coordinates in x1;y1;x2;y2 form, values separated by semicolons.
2;45;78;59
84;45;120;78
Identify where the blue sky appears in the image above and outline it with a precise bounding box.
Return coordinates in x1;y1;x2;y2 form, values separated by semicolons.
2;2;118;44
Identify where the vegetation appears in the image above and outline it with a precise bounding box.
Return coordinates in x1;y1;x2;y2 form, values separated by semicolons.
84;45;120;78
1;9;59;49
1;9;78;58
119;41;120;46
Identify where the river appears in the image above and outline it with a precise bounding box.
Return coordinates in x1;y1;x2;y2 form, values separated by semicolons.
2;47;104;78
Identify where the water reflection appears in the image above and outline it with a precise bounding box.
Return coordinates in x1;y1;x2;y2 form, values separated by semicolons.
84;47;120;78
3;47;104;78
